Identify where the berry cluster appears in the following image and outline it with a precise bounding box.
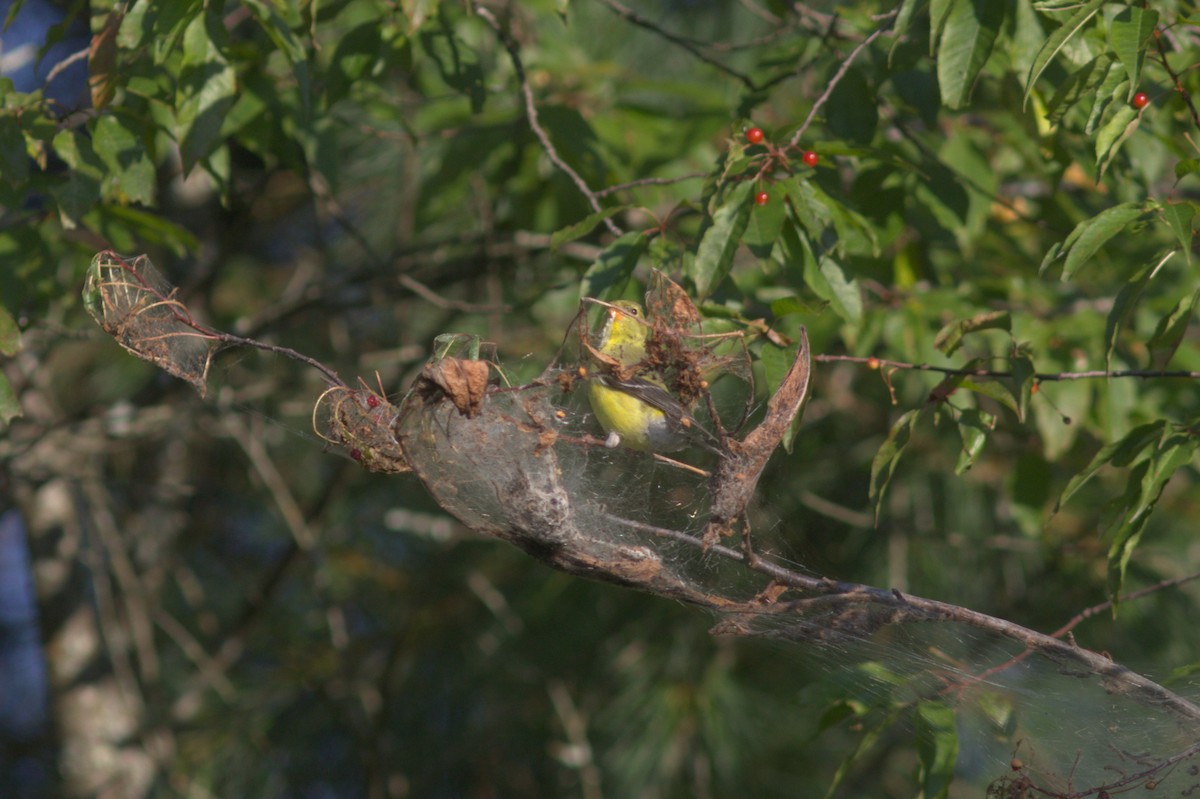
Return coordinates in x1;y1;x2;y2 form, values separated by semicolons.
742;125;819;207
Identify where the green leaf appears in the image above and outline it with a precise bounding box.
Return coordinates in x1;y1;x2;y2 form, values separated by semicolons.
1054;420;1166;512
1050;201;1145;280
1107;433;1198;600
1159;201;1196;262
815;699;867;734
692;181;752;299
119;0;201;58
0;305;19;357
869;408;924;523
50;130;104;227
955;407;995;474
804;254;862;325
1084;67;1127;135
1010;348;1035;422
96;205;200;257
551;207;629;251
1175;158;1200;181
1103;254;1171;369
1045;52;1115;124
580;231;646;303
915;701;959;799
0;374;18;428
1024;0;1107;106
958;377;1019;417
743;184;786;254
1094;102;1139;177
243;0;312;123
1109;6;1158;100
1147;288;1200;370
929;0;956;57
933;310;1011;356
1008;0;1046;91
760;342;807;453
937;0;1006;109
890;0;927;65
92;116;156;206
177;11;238;172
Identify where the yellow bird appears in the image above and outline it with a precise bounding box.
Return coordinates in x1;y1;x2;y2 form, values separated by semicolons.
586;300;720;454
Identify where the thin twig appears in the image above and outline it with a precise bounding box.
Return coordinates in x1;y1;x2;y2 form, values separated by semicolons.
594;173;707;198
306;173;510;313
788;14;895;148
1154;28;1200;132
596;0;757;90
1049;570;1200;640
815;352;1200;382
477;7;620;236
601;512;1200;726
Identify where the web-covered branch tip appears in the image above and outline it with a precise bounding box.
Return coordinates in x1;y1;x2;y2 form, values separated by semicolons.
313;383;410;474
83;250;218;396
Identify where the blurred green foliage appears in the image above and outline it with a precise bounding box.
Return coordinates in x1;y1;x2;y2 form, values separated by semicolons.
4;0;1200;796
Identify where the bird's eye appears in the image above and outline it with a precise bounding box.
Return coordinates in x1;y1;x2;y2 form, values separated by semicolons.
627;306;639;316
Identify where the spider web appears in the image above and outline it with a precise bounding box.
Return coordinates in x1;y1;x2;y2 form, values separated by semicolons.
86;253;1200;797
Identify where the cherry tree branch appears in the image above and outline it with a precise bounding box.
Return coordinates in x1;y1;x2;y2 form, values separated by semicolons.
787;13;896;148
815;353;1200;383
476;7;621;236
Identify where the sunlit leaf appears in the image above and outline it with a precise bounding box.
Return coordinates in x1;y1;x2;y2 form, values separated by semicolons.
1109;6;1158;101
1024;0;1106;106
691;181;752;299
937;0;1006;109
1095;103;1139;177
177;11;237;172
1050;202;1146;280
804;253;862;325
1045;52;1115;124
742;184;786;253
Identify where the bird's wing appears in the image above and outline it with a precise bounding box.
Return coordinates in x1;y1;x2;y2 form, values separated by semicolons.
593;374;722;450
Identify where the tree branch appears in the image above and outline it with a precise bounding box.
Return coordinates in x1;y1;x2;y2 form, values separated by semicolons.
477;7;621;236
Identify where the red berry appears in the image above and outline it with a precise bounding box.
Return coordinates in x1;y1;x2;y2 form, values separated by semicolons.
366;395;380;409
754;191;769;206
802;150;819;167
350;448;363;461
1133;92;1149;109
745;127;764;145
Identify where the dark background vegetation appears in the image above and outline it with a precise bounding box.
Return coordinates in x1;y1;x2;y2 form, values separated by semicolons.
3;0;1200;796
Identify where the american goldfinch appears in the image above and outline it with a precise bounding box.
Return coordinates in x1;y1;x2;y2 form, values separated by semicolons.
586;300;720;454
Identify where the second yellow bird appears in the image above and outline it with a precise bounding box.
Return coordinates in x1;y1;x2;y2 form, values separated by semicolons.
586;300;719;454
